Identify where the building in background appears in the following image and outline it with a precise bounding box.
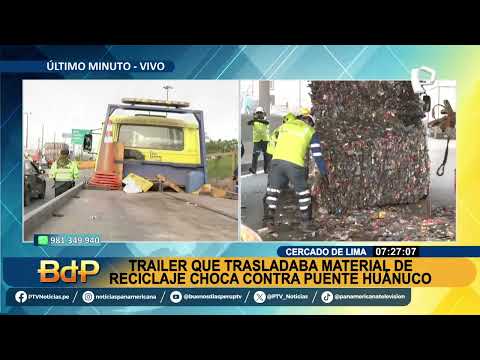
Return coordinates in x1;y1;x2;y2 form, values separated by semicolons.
241;80;311;115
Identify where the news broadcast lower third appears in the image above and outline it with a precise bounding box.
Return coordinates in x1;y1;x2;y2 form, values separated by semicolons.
1;45;480;315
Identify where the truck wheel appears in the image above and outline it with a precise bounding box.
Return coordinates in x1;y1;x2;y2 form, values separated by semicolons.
24;187;31;207
38;183;46;199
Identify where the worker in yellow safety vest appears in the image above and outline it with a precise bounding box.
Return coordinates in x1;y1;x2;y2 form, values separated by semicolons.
247;106;270;174
262;112;297;224
264;109;328;232
49;149;79;197
297;107;316;179
265;112;296;170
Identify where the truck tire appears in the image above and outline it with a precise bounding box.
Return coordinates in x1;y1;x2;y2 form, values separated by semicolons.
24;187;31;207
38;182;46;199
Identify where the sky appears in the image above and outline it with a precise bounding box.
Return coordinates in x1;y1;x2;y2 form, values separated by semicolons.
23;80;239;150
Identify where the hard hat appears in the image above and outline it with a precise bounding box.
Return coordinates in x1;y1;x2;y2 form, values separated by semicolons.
255;106;265;113
283;112;296;123
299;114;314;126
299;107;311;116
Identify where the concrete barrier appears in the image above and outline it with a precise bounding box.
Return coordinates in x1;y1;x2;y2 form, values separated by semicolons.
24;181;85;239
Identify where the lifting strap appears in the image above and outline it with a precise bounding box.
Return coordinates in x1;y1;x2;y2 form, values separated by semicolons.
436;137;450;177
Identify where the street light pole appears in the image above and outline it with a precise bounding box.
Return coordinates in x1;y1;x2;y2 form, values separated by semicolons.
24;112;31;150
41;123;44;151
163;85;173;101
259;80;271;116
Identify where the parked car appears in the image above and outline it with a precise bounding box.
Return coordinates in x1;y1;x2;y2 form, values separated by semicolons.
24;159;46;206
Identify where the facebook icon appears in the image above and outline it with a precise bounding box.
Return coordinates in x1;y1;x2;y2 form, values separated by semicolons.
15;290;28;304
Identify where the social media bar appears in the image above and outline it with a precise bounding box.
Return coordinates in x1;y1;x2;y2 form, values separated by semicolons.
7;288;411;306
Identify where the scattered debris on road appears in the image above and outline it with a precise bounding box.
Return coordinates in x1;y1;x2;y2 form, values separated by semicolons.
259;190;455;241
192;183;236;199
122;173;154;193
157;175;183;193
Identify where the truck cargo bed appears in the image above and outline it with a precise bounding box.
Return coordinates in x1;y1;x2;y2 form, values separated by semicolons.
25;189;238;242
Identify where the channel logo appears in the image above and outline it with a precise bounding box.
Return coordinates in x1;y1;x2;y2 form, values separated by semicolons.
38;260;100;283
170;291;183;303
82;291;95;304
15;290;28;304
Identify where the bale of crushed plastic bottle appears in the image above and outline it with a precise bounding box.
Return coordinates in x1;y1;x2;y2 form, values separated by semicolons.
309;81;430;213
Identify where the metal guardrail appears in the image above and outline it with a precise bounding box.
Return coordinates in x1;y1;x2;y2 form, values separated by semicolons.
24;181;86;241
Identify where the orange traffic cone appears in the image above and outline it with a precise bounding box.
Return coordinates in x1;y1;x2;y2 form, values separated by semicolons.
88;117;122;190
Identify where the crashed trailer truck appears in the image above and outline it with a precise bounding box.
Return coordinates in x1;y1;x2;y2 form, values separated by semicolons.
24;98;238;242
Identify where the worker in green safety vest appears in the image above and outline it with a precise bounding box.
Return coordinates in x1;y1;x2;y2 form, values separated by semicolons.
265;112;296;170
247;106;270;174
261;112;297;224
49;149;79;197
264;109;328;232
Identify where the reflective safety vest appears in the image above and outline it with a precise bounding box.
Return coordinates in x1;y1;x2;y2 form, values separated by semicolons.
266;127;280;155
272;120;315;167
252;119;270;142
268;112;296;155
49;160;79;181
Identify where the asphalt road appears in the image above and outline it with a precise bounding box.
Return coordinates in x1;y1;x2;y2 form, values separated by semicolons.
25;189;238;242
241;137;456;230
24;168;94;215
241;172;268;229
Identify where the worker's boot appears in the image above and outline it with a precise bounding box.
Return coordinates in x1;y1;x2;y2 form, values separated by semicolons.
263;209;276;232
263;194;275;231
264;187;281;231
299;206;316;233
265;217;276;233
264;153;271;174
296;191;315;233
300;220;316;233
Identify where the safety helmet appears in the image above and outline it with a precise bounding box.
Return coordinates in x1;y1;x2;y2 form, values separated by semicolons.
255;106;265;114
299;107;311;116
283;112;297;123
298;113;315;127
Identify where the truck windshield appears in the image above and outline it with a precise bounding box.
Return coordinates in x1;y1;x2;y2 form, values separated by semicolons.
118;125;184;151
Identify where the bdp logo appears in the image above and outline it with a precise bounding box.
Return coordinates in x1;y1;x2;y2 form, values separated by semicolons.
170;291;182;303
82;291;95;304
15;290;28;304
38;260;100;283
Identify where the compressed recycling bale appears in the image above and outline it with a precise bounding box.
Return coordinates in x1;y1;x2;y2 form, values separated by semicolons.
309;81;430;213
